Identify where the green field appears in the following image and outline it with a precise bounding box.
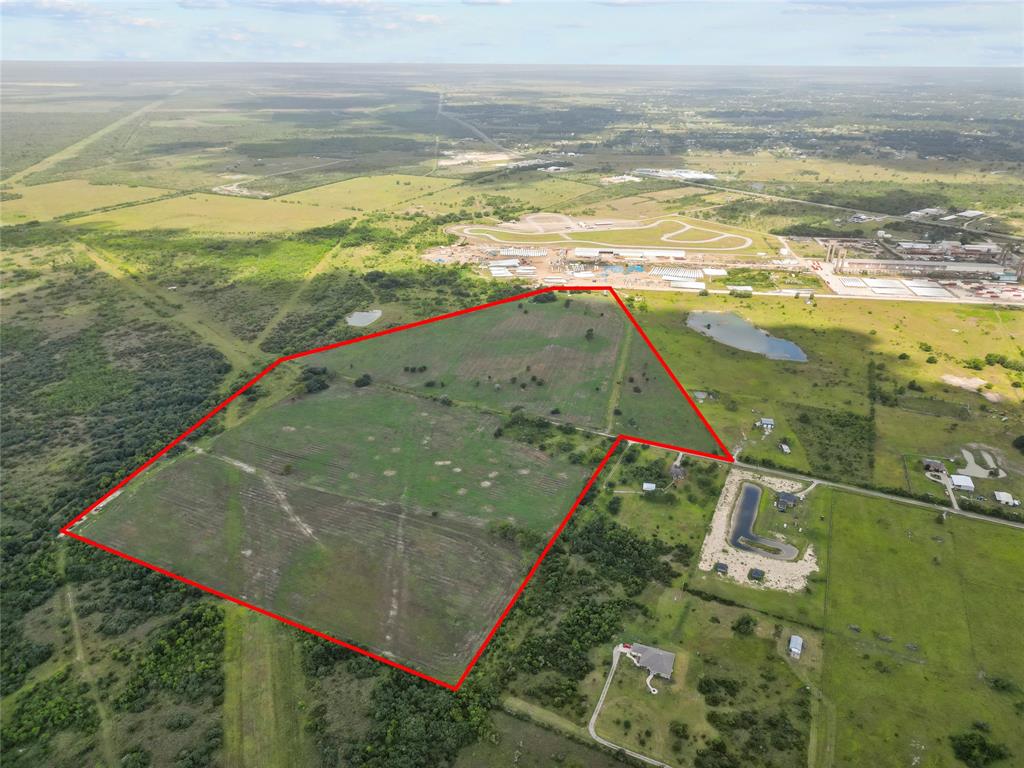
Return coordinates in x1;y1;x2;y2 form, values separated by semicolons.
76;385;592;682
823;493;1024;768
0;180;171;223
72;291;722;684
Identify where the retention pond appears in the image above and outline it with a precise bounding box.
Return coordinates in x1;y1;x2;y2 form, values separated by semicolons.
729;482;799;560
687;311;807;362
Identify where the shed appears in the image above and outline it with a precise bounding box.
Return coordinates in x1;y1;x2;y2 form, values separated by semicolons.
748;568;765;582
922;459;945;473
642;482;657;492
713;562;728;575
994;491;1020;506
789;635;804;659
951;475;975;492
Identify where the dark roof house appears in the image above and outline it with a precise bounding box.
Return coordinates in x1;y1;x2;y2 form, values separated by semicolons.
626;643;676;680
776;492;800;510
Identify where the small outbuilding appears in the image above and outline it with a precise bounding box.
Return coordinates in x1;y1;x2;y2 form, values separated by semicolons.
748;568;765;583
789;635;804;660
713;562;729;575
922;459;945;473
994;491;1020;507
951;474;975;492
642;482;657;492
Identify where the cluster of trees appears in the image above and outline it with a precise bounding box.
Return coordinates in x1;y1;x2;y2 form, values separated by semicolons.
113;603;225;713
1;667;98;759
789;404;875;484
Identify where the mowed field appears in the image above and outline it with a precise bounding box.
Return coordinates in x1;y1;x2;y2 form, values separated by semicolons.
822;492;1024;768
68;174;458;234
457;215;760;252
325;291;723;453
0;179;171;223
76;386;590;682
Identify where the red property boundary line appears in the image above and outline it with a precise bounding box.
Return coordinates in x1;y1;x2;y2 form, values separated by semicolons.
60;286;734;691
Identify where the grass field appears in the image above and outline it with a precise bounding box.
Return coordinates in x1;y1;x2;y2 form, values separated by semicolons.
632;292;1024;490
223;608;316;768
73;192;360;234
71;289;724;683
76;385;588;682
0;180;171;223
280;174;458;212
822;492;1024;768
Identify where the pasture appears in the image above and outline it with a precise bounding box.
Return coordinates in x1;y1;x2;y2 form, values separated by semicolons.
822;492;1024;767
324;291;723;453
72;193;360;234
71;289;724;683
77;386;590;683
633;292;1024;491
280;174;458;212
0;180;170;223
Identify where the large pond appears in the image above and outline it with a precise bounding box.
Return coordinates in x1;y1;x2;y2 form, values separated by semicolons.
345;309;382;327
687;311;807;362
729;482;799;560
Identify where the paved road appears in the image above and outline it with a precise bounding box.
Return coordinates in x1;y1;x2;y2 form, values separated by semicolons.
732;460;1024;530
588;645;675;768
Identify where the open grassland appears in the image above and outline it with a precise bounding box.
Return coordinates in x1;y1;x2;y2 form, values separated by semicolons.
0;180;171;223
280;174;457;212
76;385;588;682
223;608;315;768
328;291;722;453
71;192;360;234
823;492;1024;768
680;150;1020;186
634;292;1024;490
455;710;623;768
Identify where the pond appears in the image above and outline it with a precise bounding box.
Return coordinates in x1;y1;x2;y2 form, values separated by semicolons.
729;482;799;560
687;311;807;362
345;309;382;327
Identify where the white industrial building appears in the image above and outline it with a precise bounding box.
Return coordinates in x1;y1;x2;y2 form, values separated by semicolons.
498;247;546;258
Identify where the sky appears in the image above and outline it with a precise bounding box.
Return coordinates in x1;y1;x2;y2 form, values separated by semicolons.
1;0;1022;67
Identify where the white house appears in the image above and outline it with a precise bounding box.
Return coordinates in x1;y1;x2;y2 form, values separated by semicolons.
951;474;975;492
994;491;1020;507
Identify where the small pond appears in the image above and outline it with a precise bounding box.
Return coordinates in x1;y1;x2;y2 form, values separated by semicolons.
729;482;799;560
345;309;382;327
687;311;807;362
